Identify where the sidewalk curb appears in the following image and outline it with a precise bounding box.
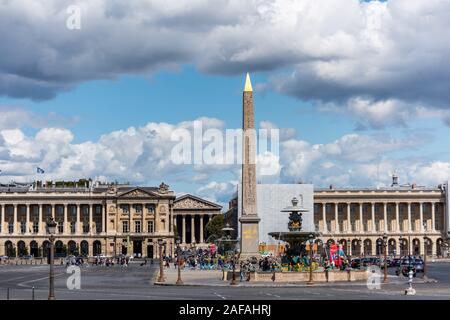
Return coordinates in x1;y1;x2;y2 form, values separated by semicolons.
153;280;429;288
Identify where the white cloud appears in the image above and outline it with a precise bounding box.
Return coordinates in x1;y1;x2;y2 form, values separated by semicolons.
278;130;443;187
1;0;450;129
0;114;448;204
0;106;79;130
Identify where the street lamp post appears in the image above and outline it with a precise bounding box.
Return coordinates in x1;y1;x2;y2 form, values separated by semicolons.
383;233;388;283
307;234;315;286
157;238;166;283
46;219;57;300
176;237;183;285
347;238;351;267
220;223;238;286
422;222;429;281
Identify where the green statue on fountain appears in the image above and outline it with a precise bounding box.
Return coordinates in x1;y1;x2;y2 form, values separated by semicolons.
269;196;320;272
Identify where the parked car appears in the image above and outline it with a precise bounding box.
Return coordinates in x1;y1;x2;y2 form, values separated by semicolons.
389;258;401;267
351;258;361;269
395;257;423;277
22;255;34;260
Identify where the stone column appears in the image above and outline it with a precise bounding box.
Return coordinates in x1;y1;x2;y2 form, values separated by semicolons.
419;202;424;232
51;204;55;220
200;215;204;244
359;203;363;232
334;203;339;233
77;205;82;234
383;202;387;232
407;203;412;232
182;215;186;244
191;215;195;243
142;204;145;233
63;204;68;234
38;204;43;234
89;204;93;234
431;202;436;232
25;204;30;235
322;204;328;233
395;202;400;232
101;205;106;233
371;203;376;232
0;205;3;234
13;204;17;234
346;203;351;232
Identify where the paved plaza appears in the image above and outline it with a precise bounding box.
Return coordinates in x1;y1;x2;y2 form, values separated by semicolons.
0;261;449;300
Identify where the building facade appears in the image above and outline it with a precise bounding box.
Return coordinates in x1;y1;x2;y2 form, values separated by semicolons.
314;184;448;257
227;181;450;257
0;182;221;259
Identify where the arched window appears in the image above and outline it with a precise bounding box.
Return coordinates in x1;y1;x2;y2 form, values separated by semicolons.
80;241;89;257
42;241;50;258
93;240;102;256
363;239;372;256
388;239;396;256
68;241;77;255
55;240;65;257
30;241;39;257
5;241;14;257
17;241;26;257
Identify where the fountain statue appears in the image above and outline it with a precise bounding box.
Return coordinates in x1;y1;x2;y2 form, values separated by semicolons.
269;196;320;269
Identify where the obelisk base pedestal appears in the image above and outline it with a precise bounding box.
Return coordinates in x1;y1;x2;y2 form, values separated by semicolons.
239;215;261;261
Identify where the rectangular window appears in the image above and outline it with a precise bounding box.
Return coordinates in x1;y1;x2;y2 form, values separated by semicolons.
135;205;142;213
70;222;76;234
33;222;39;234
147;221;154;233
122;220;129;233
20;222;26;234
135;221;141;233
146;204;155;214
58;222;64;234
83;223;89;233
8;223;13;234
122;205;129;214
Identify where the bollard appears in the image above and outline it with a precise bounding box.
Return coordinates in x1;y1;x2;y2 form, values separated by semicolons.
7;288;9;300
405;269;416;295
32;286;35;300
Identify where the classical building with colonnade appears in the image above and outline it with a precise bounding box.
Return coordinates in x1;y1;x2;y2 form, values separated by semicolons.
0;181;221;259
313;183;448;257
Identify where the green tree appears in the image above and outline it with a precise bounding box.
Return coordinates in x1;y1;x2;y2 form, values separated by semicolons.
205;214;225;242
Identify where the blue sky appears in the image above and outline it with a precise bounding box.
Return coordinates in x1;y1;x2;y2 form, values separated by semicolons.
1;0;450;204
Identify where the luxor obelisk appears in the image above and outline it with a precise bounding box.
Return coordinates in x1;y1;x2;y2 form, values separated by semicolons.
239;73;261;259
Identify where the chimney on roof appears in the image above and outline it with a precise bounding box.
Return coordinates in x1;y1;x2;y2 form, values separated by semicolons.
391;173;399;187
329;184;334;190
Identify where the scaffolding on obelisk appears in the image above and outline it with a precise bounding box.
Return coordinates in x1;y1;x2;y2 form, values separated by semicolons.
239;73;261;260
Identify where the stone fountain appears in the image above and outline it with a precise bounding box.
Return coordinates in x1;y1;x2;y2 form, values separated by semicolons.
268;196;319;258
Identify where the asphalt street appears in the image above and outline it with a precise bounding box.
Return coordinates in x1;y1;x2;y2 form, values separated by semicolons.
0;262;449;300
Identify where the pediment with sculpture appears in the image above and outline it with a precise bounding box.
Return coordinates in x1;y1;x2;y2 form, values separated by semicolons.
173;195;222;211
118;188;157;198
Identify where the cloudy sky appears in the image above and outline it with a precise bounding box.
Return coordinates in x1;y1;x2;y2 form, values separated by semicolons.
1;0;450;206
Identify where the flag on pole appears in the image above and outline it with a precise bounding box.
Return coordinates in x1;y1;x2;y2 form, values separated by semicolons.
37;167;45;174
